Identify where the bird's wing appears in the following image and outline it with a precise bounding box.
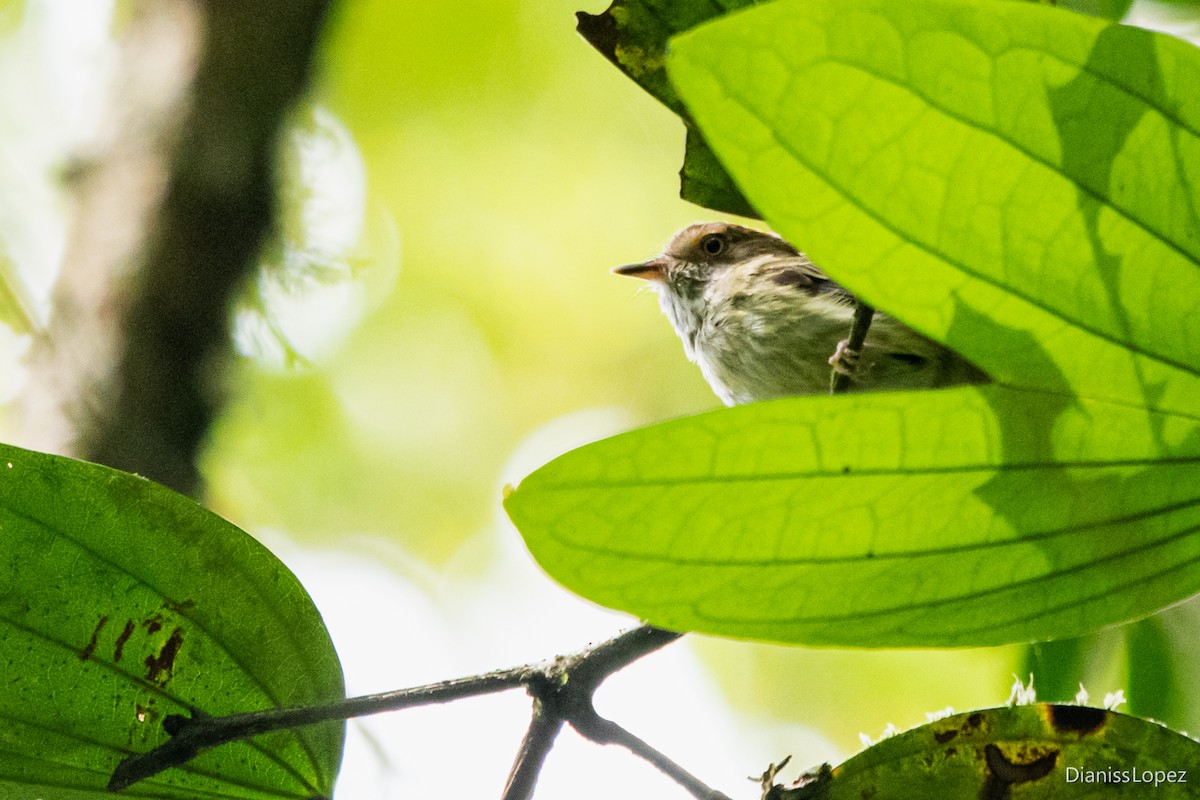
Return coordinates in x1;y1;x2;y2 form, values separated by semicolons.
759;256;857;307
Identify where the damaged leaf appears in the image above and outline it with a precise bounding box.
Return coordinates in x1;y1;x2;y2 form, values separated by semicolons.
766;704;1200;799
576;0;764;215
0;443;344;798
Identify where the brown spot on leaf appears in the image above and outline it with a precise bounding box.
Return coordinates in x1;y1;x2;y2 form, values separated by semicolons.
1048;704;1106;734
113;619;136;662
80;615;108;661
981;744;1057;800
142;614;163;635
144;627;184;686
934;728;958;744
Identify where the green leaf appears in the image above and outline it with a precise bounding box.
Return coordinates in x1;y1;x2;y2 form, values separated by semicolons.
1025;599;1200;733
0;443;344;798
575;0;757;116
768;704;1200;799
679;126;756;218
1058;0;1135;19
506;386;1200;647
1125;600;1200;730
508;0;1200;647
574;0;1135;215
1021;631;1122;705
576;0;763;215
667;0;1200;415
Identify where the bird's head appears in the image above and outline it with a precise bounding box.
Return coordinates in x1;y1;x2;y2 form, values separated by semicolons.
613;222;798;298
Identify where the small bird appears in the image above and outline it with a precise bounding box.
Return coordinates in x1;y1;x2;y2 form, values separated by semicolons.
614;222;986;405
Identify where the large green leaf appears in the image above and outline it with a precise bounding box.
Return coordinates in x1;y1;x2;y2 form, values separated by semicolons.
767;704;1200;798
574;0;1135;216
0;443;344;798
507;0;1200;648
667;0;1200;414
506;386;1200;646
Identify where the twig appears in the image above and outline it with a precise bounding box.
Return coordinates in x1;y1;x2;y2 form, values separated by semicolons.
499;625;689;798
501;687;566;800
829;302;876;394
570;706;733;800
554;627;735;799
109;625;723;800
567;624;683;690
108;667;535;791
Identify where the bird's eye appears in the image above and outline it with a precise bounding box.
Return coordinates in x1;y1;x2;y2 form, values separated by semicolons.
699;233;725;256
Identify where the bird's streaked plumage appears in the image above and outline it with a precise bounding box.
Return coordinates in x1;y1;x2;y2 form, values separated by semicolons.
615;222;986;405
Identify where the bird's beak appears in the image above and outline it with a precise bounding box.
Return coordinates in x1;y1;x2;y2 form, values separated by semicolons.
613;256;668;282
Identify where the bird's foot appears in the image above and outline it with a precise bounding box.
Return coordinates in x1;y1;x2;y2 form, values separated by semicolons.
828;339;861;377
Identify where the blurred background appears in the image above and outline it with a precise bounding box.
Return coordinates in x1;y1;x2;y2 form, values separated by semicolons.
3;0;1197;797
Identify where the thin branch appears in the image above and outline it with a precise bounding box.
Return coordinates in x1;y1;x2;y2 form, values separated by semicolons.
108;666;535;791
501;689;567;800
540;626;732;800
109;625;704;796
498;625;686;799
570;706;734;800
829;301;876;394
569;625;683;689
